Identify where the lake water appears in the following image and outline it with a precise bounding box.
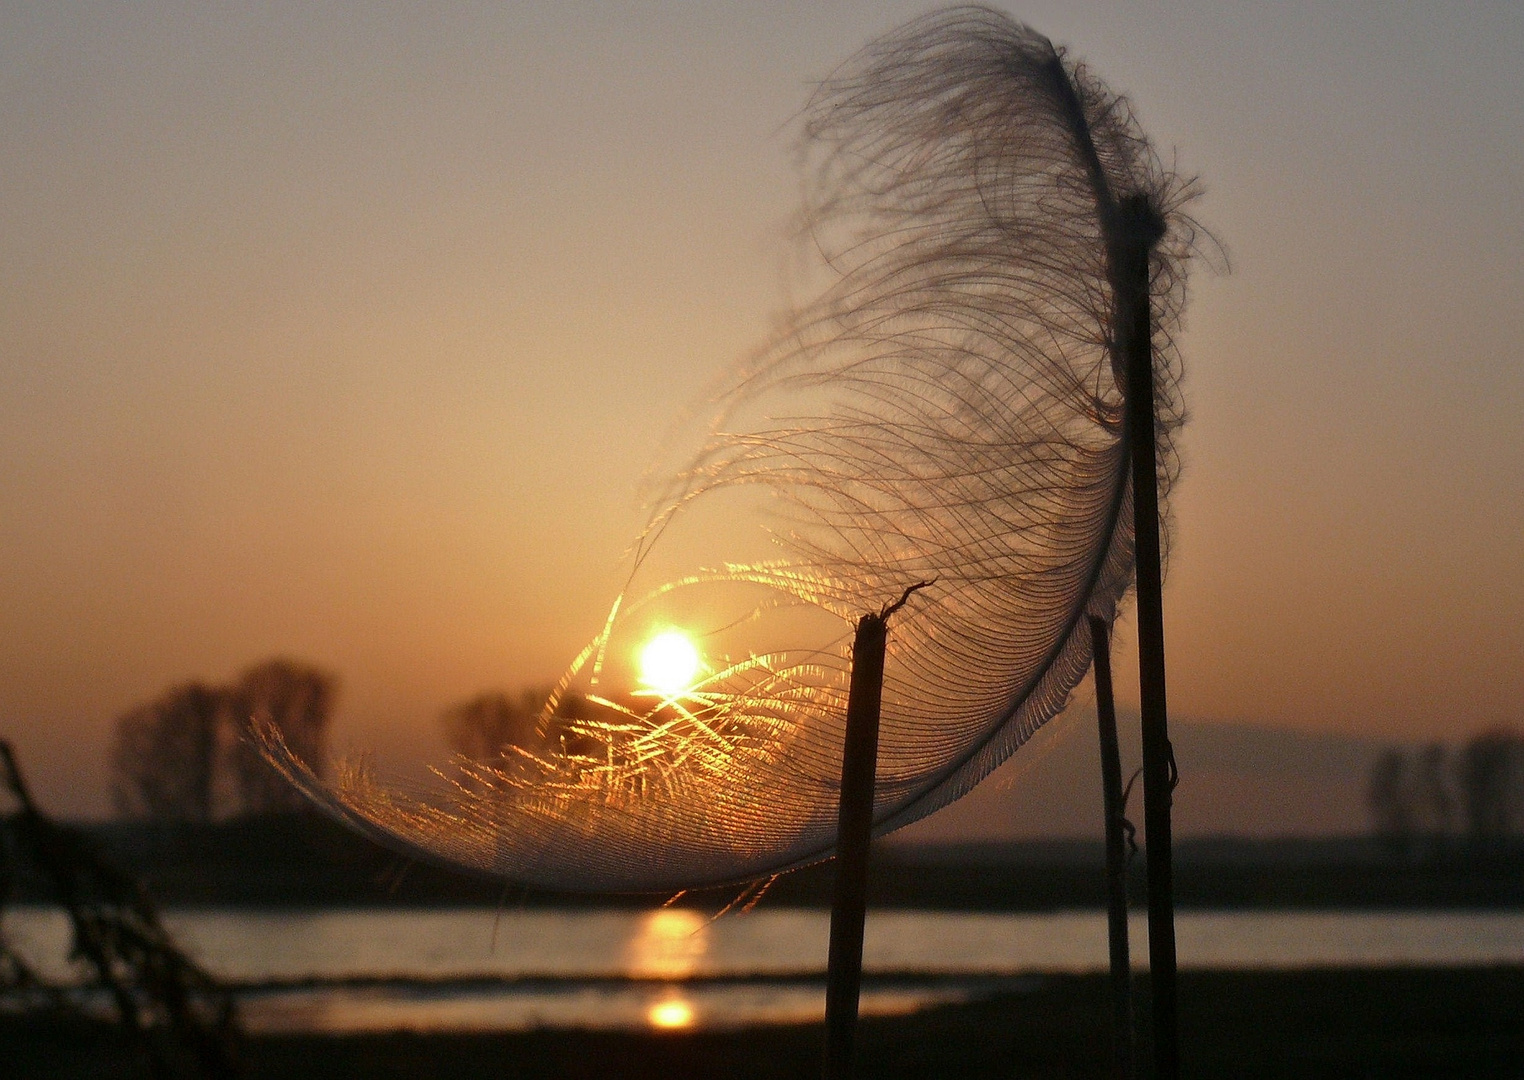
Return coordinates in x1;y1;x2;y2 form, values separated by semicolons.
8;907;1524;1033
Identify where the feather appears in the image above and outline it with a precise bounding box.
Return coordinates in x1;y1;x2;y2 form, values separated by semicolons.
258;6;1202;893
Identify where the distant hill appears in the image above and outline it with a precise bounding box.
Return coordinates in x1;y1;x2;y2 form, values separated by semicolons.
890;709;1387;845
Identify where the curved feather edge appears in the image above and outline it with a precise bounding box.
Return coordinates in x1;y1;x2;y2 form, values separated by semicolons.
256;6;1203;893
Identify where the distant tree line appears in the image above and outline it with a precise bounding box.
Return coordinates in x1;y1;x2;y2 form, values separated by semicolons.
113;668;610;822
1368;729;1524;851
111;658;334;822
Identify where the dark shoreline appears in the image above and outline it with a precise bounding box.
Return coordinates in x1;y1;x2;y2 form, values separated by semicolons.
9;966;1524;1079
14;815;1524;911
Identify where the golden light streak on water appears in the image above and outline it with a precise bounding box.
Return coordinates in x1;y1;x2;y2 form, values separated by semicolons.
627;908;710;980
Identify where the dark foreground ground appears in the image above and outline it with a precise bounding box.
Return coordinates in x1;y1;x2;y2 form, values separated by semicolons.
8;967;1524;1079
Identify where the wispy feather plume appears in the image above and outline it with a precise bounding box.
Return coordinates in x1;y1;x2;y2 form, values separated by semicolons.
259;7;1203;892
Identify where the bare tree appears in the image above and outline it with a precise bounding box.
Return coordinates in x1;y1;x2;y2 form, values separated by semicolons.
1413;742;1455;839
110;683;227;823
111;658;335;821
1367;748;1416;851
441;687;605;763
440;690;540;762
228;659;335;815
1459;729;1524;842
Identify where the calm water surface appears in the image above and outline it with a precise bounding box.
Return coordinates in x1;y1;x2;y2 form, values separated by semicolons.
9;907;1523;1033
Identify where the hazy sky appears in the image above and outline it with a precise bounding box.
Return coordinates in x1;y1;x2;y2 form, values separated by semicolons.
3;1;1520;818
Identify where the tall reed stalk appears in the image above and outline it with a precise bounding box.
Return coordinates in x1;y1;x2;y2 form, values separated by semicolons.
1113;195;1180;1079
1090;615;1134;1079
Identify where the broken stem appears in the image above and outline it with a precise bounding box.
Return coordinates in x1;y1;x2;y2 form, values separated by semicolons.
822;582;930;1080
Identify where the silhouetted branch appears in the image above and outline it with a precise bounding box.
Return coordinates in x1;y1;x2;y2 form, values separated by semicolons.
1;741;241;1079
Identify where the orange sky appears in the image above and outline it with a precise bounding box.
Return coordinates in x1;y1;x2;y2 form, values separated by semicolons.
2;1;1520;818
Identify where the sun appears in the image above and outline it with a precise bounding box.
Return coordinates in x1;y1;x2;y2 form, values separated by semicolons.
638;630;702;695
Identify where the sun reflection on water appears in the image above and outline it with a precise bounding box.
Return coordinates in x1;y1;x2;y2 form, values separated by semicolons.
629;909;707;1032
627;908;709;979
646;995;696;1030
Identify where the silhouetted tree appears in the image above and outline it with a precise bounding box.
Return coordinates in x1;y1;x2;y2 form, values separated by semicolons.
1413;742;1455;839
110;657;334;821
441;687;604;763
1367;748;1416;851
1369;735;1524;853
440;690;544;762
228;659;335;814
547;691;605;758
111;683;228;823
1459;729;1524;842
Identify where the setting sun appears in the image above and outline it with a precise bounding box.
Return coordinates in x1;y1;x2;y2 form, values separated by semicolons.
638;631;702;695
